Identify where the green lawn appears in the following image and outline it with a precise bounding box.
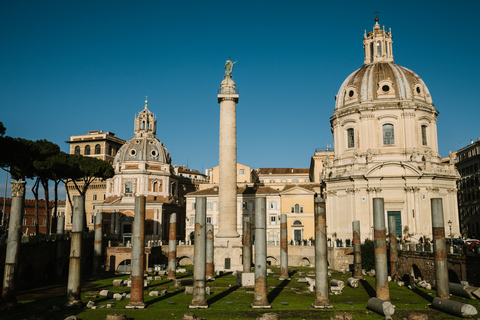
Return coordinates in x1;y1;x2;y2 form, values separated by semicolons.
4;266;480;319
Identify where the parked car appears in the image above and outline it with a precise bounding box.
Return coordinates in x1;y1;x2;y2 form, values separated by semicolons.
464;239;479;246
468;240;479;251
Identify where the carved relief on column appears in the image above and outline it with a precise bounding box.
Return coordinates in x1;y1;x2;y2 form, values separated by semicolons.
447;188;457;193
11;181;26;197
366;187;382;193
426;187;439;193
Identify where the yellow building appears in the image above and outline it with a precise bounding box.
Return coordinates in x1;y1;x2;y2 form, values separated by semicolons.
64;130;126;231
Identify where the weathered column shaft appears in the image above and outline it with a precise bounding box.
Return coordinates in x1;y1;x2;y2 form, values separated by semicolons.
167;212;177;280
252;197;270;308
56;214;65;277
206;223;214;280
242;216;252;273
129;196;146;306
431;198;450;300
93;212;103;276
191;197;208;308
217;75;240;238
2;181;25;305
313;196;331;308
373;198;390;301
66;195;85;306
352;220;362;279
388;216;397;279
279;213;289;280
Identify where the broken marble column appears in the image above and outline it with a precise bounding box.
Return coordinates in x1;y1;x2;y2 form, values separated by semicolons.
431;198;450;300
93;212;103;276
127;196;146;308
388;216;398;280
242;215;252;273
56;213;65;277
251;197;270;308
373;198;390;301
279;213;289;280
167;212;177;280
367;297;395;319
352;220;362;279
1;181;25;306
66;195;85;307
312;195;332;308
190;197;208;308
431;297;477;317
206;223;214;280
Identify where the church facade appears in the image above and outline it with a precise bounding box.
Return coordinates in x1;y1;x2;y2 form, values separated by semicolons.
322;18;460;242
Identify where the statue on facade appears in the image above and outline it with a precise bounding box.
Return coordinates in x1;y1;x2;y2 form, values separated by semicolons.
224;57;237;76
449;151;455;165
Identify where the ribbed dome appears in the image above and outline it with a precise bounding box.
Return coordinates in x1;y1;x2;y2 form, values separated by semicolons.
335;62;433;110
114;136;171;164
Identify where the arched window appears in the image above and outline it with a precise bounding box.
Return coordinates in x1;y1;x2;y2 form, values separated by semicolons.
377;41;382;57
85;145;91;155
74;146;80;155
370;42;374;62
291;204;304;213
385;41;388;56
95;144;101;154
293;220;303;225
421;125;428;146
347;128;355;148
382;124;394;145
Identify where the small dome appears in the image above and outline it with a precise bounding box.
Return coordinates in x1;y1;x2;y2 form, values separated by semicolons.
335;62;433;110
114;136;171;164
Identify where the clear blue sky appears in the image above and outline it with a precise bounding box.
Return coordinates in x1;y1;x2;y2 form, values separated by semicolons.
1;0;479;199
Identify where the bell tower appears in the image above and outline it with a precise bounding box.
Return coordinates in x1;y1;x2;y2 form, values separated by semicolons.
134;97;157;138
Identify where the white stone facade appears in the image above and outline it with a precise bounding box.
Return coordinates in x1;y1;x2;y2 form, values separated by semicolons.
323;19;460;242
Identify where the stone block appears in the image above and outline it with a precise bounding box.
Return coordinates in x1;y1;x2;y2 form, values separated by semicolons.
99;290;113;298
113;293;124;301
155;276;162;280
241;272;255;288
297;278;308;283
157;270;167;276
174;278;194;287
125;280;132;287
112;279;123;287
86;301;95;308
144;280;150;287
185;286;194;295
176;268;187;273
183;312;197;320
106;314;127;320
85;294;98;299
146;276;153;280
149;291;159;297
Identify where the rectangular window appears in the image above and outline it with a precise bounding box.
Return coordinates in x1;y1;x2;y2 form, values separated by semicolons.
103;194;106;200
270;216;277;225
32;218;36;226
93;194;97;201
291;207;294;213
23;218;26;226
192;202;196;210
206;217;212;224
239;169;246;175
270;180;275;183
383;124;395;145
242;202;247;210
269;201;277;209
190;217;195;225
421;125;428;146
347;128;355;148
207;202;213;210
43;218;46;226
125;183;133;194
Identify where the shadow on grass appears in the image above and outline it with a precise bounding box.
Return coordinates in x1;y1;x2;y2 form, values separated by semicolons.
411;287;434;303
207;285;239;305
359;279;376;298
147;288;184;305
267;278;291;303
213;272;232;280
289;270;298;277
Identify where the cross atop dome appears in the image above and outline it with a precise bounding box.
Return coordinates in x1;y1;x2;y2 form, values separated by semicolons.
363;17;394;64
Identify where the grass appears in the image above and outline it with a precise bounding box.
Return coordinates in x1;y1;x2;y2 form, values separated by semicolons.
3;265;480;320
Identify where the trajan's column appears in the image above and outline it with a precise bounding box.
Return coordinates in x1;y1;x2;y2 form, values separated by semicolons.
216;57;240;240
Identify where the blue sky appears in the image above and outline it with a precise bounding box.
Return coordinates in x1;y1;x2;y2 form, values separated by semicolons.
1;0;479;199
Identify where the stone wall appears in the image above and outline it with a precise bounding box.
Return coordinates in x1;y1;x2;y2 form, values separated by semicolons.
397;251;480;286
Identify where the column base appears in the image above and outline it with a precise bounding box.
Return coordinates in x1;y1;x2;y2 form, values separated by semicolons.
189;300;209;309
125;302;146;309
278;277;291;281
311;303;333;309
65;300;83;308
251;303;272;309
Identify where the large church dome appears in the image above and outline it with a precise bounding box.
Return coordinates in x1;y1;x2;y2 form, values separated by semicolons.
335;63;433;110
114;99;172;164
335;17;433;111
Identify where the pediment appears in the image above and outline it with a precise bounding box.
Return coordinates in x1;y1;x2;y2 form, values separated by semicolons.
365;162;422;178
280;185;316;195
